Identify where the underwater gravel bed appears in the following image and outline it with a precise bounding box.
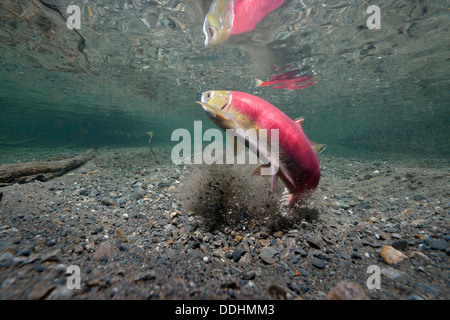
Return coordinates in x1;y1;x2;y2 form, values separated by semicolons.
0;147;448;300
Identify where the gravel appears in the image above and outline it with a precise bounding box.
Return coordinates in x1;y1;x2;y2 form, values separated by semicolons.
0;146;448;300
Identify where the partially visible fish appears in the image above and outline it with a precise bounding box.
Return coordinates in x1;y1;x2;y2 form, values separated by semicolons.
255;69;318;91
203;0;285;46
197;90;325;208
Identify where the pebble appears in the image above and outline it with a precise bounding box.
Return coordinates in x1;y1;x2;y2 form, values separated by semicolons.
259;246;277;264
351;252;363;260
242;271;256;280
324;281;368;300
101;198;115;206
114;228;128;242
423;238;448;251
93;241;114;260
41;249;62;263
381;268;406;280
232;247;247;262
304;234;324;250
379;245;408;265
391;240;408;251
311;259;325;269
411;251;430;262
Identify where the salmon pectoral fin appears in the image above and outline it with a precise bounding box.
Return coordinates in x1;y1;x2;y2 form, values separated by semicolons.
252;164;278;192
311;143;327;154
251;163;271;177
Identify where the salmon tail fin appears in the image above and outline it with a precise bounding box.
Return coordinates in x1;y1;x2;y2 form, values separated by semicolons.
255;79;264;87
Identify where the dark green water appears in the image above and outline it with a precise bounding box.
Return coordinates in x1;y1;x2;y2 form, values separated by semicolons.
0;0;448;163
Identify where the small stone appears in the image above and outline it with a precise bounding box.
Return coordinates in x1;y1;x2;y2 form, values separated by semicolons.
238;252;253;266
325;281;369;300
233;247;247;262
101;198;114;206
311;259;325;269
235;236;244;242
93;241;114;260
381;268;406;280
28;283;56;300
167;239;174;245
423;238;448;251
379;245;408;265
260;246;277;264
391;240;408;251
411;251;430;261
79;189;89;196
259;239;271;247
305;234;324;250
114;228;128;242
434;207;444;214
242;271;256;280
41;249;62;263
351;252;363;260
134;270;156;282
91;225;104;235
73;245;84;253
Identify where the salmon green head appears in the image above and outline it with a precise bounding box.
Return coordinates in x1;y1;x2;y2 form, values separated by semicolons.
197;90;238;131
203;0;234;46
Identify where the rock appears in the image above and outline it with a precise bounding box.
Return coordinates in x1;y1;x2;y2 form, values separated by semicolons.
259;246;277;264
232;247;247;262
79;189;89;196
114;228;128;242
0;252;13;267
423;238;448;251
258;238;271;247
101;198;115;206
311;259;325;269
28;283;56;300
305;234;324;249
324;281;369;300
381;268;406;280
41;249;62;263
93;241;114;260
91;225;104;235
351;252;363;260
73;245;83;253
411;251;430;262
132;188;145;200
134;270;156;282
379;245;408;265
391;240;408;251
238;252;253;266
242;271;256;280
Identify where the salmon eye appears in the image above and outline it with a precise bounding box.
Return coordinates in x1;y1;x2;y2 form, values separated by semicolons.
208;27;215;39
207;92;211;98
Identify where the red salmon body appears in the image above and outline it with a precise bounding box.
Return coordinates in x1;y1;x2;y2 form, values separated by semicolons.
231;0;285;35
229;91;320;205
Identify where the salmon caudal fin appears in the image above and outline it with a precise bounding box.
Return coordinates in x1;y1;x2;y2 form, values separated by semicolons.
255;79;264;87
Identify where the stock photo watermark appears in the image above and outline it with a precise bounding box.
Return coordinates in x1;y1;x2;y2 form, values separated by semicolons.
171;121;280;175
65;4;381;30
66;265;81;290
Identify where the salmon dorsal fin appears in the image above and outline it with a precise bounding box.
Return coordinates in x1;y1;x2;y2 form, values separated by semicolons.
294;117;305;126
311;143;327;154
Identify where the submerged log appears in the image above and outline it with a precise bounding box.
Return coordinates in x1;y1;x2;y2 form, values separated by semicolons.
0;149;95;184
